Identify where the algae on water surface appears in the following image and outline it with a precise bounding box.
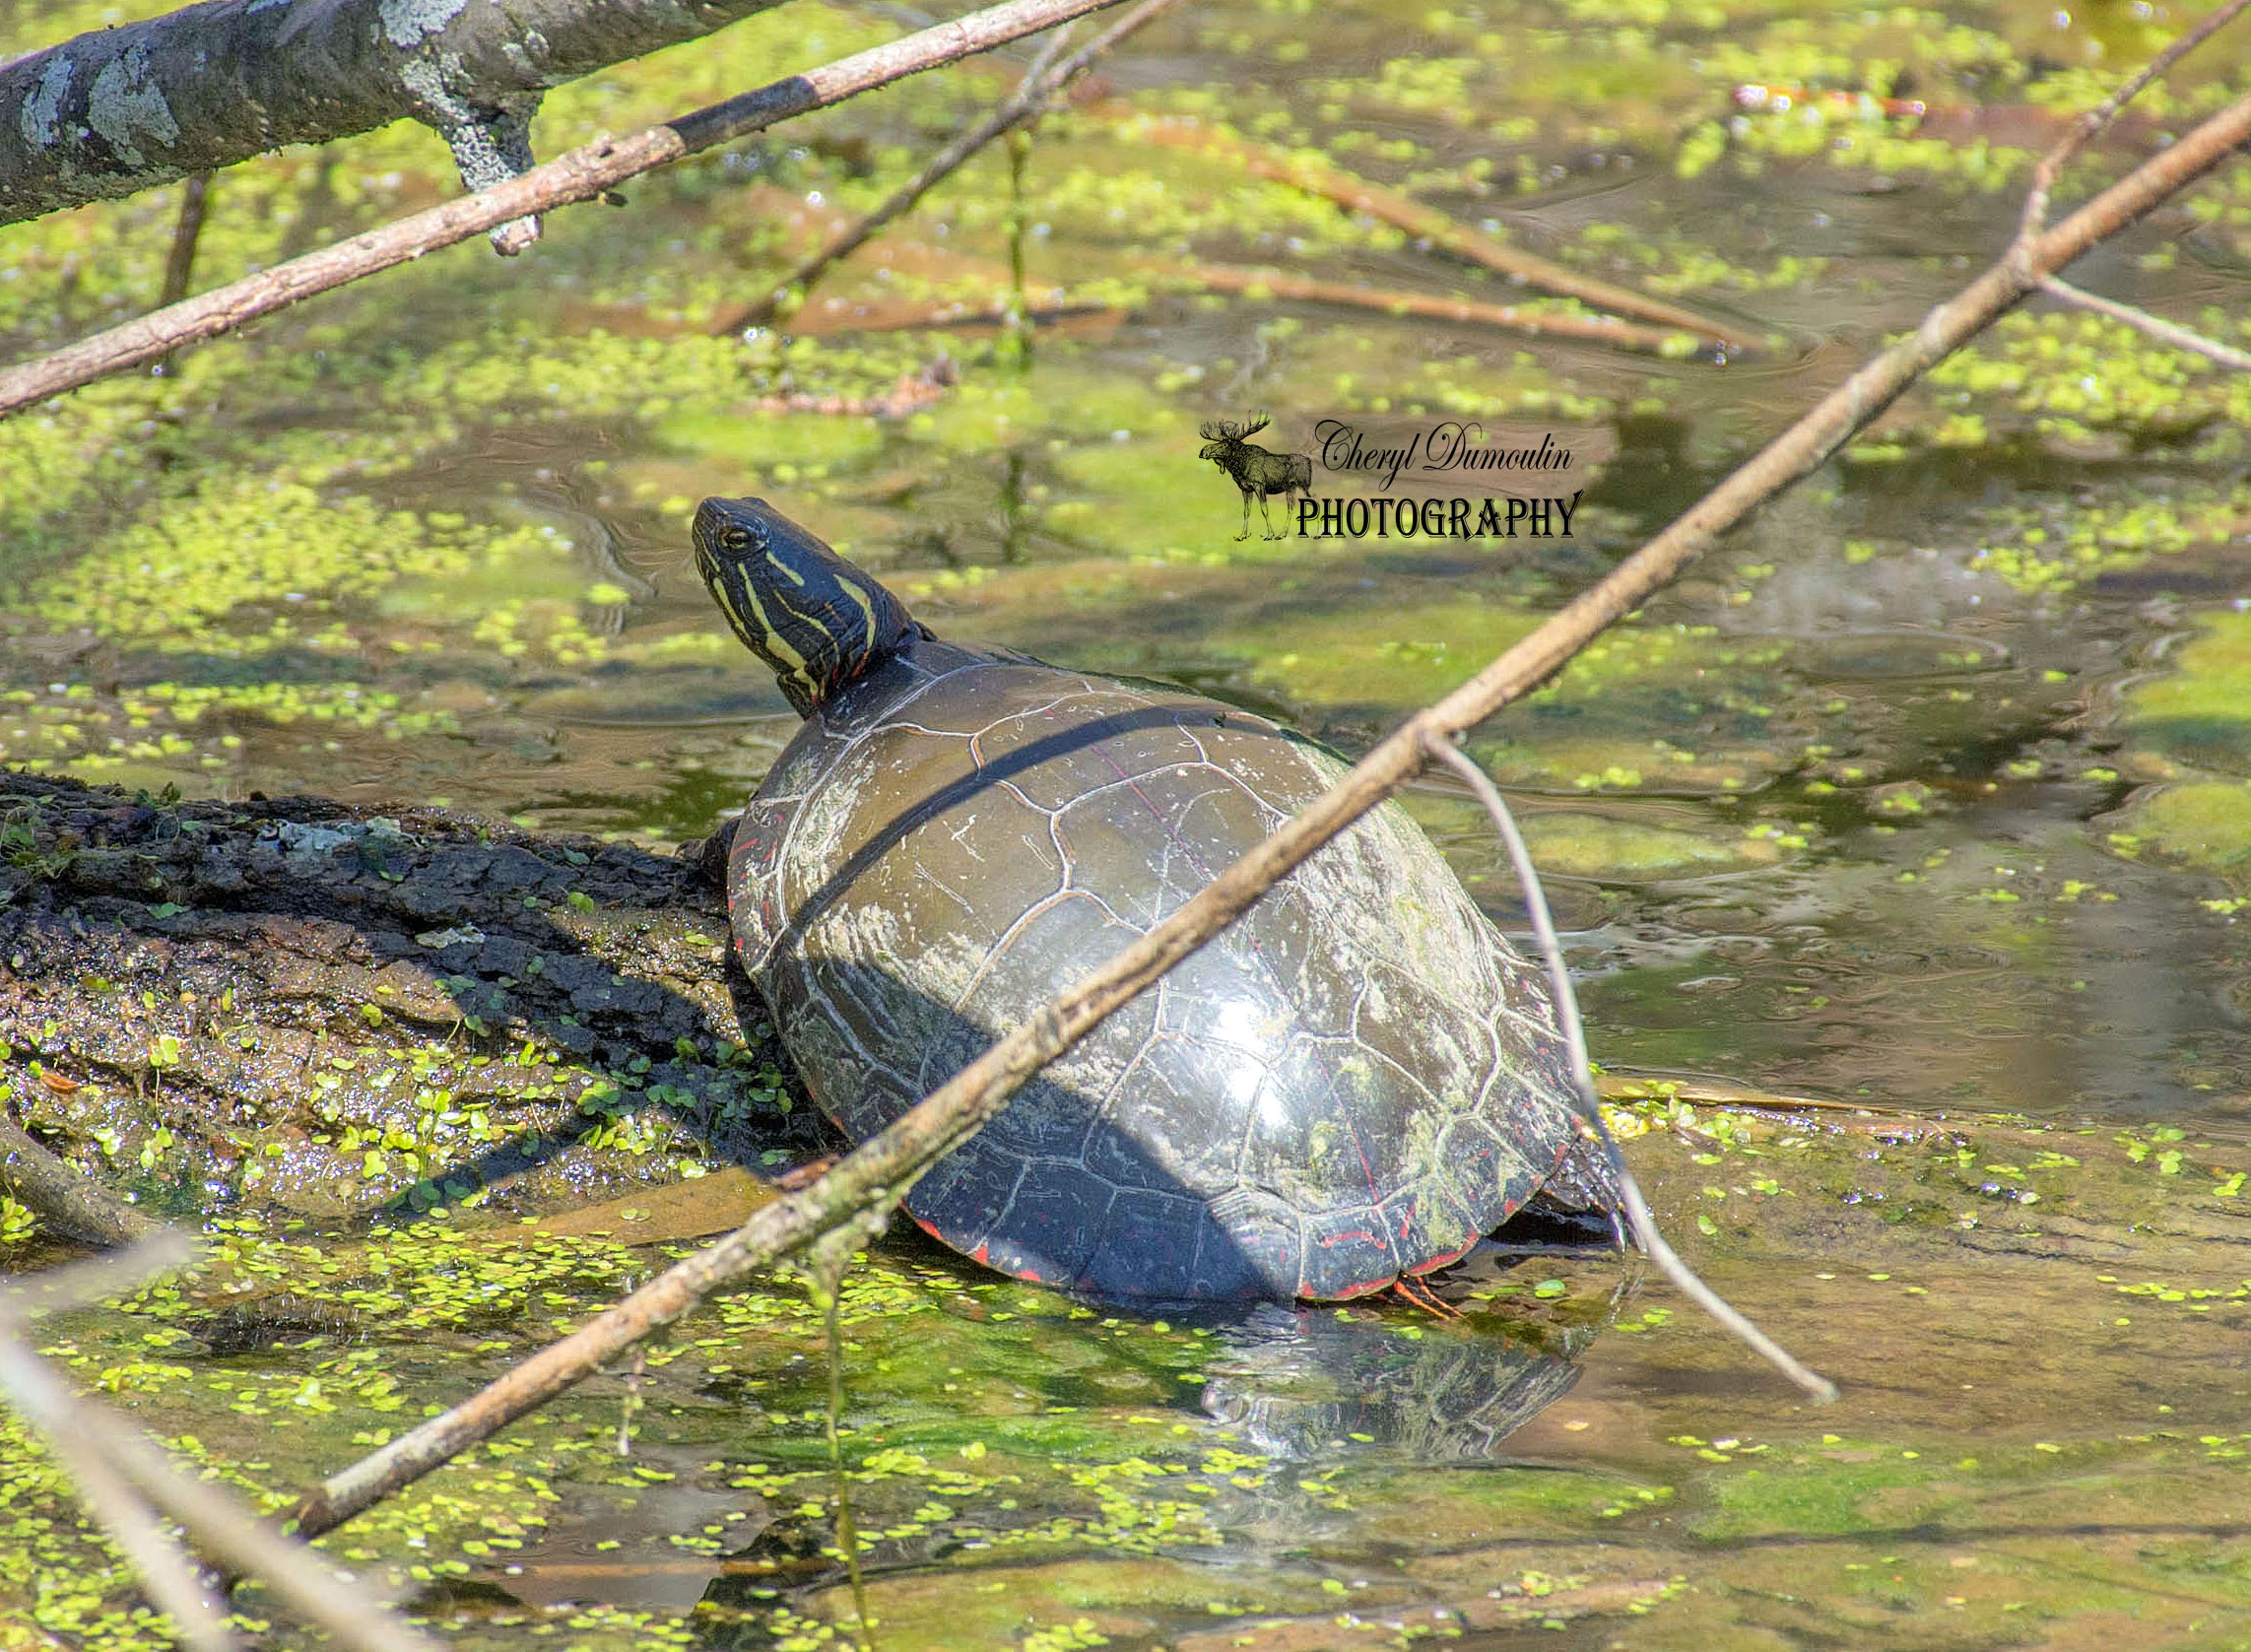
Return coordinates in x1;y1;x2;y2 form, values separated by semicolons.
3;0;2251;1641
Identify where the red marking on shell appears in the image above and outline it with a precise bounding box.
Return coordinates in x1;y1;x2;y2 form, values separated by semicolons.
1325;1272;1400;1300
1405;1237;1477;1277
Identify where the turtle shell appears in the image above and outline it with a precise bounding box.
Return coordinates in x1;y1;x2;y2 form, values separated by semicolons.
729;636;1585;1301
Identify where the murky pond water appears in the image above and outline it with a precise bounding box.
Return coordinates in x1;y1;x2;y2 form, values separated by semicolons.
4;0;2251;1642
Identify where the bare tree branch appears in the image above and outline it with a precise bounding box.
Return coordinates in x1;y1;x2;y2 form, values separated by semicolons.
1;1232;198;1319
2040;275;2251;372
1132;116;1767;352
288;71;2251;1543
0;0;804;230
722;22;1082;333
30;1421;237;1652
2016;0;2251;239
0;0;1132;420
716;0;1187;335
0;1322;443;1652
1158;262;1707;355
155;173;212;309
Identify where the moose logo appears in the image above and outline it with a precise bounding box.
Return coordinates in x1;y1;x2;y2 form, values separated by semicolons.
1198;413;1314;540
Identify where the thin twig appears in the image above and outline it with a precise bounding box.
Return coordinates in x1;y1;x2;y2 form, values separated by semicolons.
152;170;214;376
717;0;1187;335
1423;733;1837;1402
0;0;1130;420
158;174;213;308
0;1114;161;1246
0;1237;233;1652
0;1327;442;1652
1;1231;198;1319
719;19;1077;333
2017;0;2251;239
293;56;2251;1542
1157;262;1704;355
808;1229;876;1651
1130;117;1765;352
28;1417;237;1652
2040;275;2251;371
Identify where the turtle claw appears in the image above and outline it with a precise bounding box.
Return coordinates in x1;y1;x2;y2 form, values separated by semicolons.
1391;1275;1462;1319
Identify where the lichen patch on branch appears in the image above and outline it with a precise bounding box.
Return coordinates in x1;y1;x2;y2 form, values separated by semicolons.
377;0;475;50
84;43;178;170
18;55;73;150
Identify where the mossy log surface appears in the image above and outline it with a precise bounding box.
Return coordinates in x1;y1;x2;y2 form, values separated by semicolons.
0;771;812;1233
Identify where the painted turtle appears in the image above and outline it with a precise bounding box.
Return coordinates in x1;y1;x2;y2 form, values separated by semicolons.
695;496;1611;1301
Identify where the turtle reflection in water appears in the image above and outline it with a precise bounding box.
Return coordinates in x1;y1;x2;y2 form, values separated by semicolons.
1202;1281;1618;1462
694;496;1618;1301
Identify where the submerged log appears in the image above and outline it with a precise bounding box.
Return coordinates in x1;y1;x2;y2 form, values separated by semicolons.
0;770;815;1236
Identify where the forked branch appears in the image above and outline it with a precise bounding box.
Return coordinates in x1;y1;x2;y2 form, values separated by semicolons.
0;0;1132;420
713;0;1187;336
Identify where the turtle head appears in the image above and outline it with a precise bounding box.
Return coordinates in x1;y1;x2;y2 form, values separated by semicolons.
693;496;923;718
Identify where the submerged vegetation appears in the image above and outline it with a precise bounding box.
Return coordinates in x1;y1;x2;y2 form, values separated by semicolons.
19;1107;2251;1649
3;0;2251;1641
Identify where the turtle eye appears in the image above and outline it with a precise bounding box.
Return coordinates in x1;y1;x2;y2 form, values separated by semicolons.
722;526;755;552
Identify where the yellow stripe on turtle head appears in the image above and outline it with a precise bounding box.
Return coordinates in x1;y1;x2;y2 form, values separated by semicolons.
692;496;921;719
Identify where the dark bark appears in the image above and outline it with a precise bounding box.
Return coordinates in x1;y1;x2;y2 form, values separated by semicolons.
0;770;816;1232
0;0;788;228
0;1114;161;1245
